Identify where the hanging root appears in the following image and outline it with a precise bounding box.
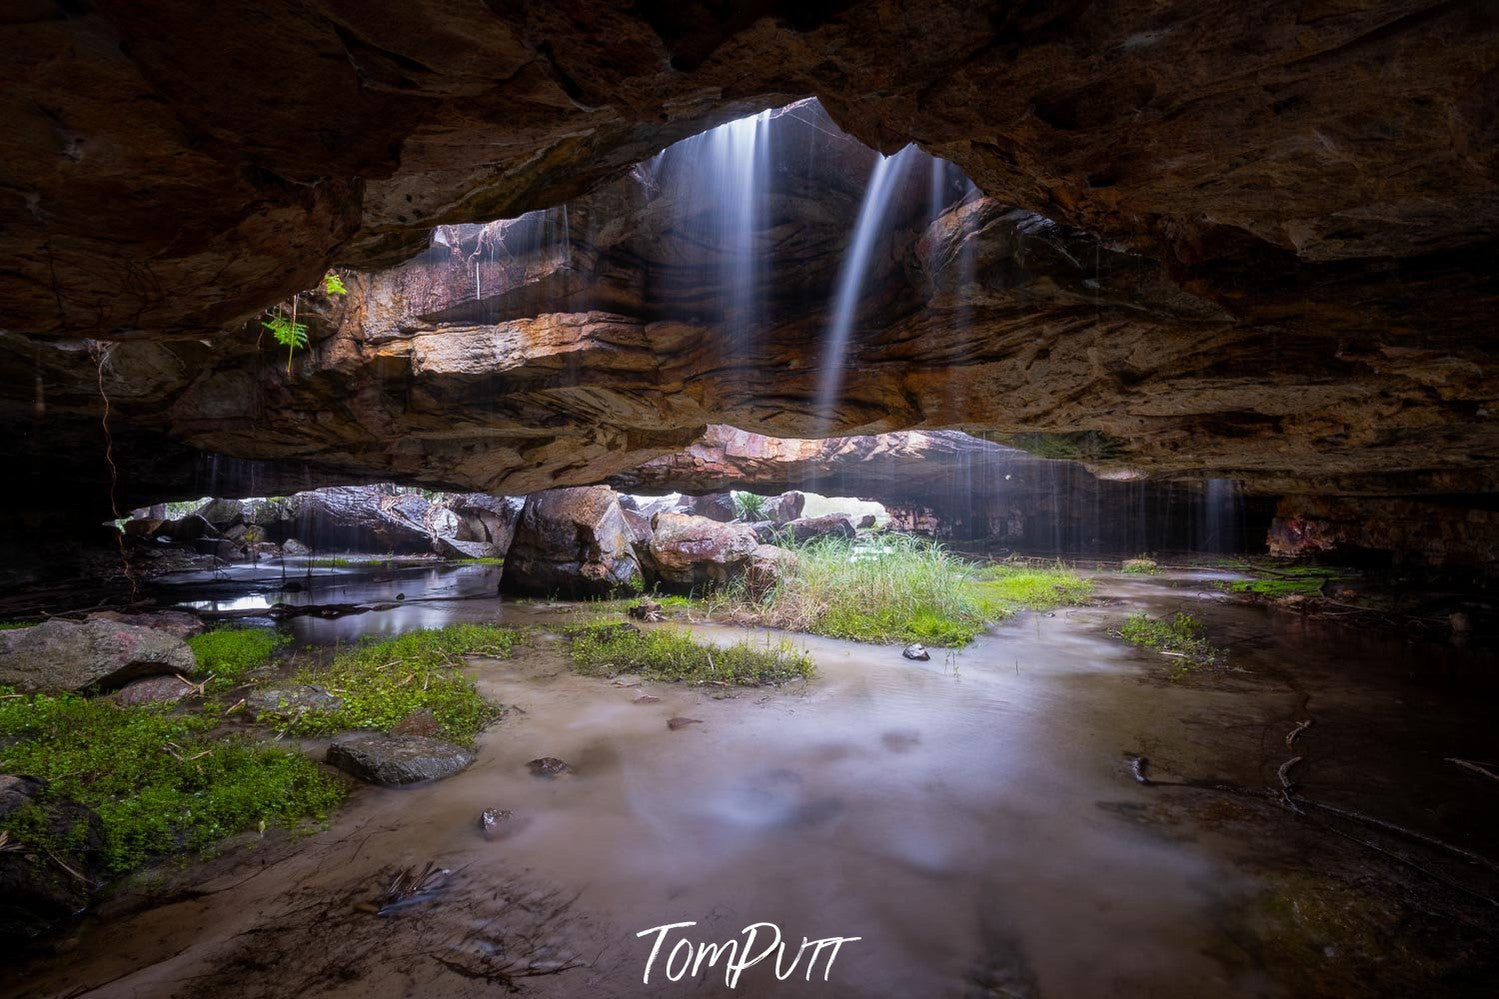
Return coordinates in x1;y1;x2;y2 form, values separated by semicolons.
1285;718;1312;749
90;341;138;603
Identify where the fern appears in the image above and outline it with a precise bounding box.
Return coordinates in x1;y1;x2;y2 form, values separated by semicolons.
321;271;347;296
261;303;309;374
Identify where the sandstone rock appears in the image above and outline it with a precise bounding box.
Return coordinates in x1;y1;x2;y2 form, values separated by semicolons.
745;545;796;596
478;807;515;841
109;674;193;706
903;644;931;661
780;515;856;544
747;521;778;544
193;498;245;530
526;757;573;779
0;776;104;944
667;717;703;730
436;537;503;561
441;494;521;554
763;492;806;525
280;538;311;556
644;513;759;590
682;493;736;523
156;514;217;544
0;620;197;693
500;487;642;598
327;734;474;785
87;610;204;640
245;685;343;721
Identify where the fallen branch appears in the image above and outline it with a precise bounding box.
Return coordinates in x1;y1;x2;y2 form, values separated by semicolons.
1446;758;1499;784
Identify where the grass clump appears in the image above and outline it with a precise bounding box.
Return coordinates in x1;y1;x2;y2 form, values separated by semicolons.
722;536;1093;647
733;491;768;521
1222;565;1344;598
0;690;345;875
281;624;517;742
1118;611;1222;672
568;622;813;686
1122;557;1159;574
188;627;283;687
0;620;31;630
454;556;505;566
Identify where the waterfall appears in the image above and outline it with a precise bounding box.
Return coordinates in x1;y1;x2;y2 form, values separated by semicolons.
816;146;917;430
640;109;773;349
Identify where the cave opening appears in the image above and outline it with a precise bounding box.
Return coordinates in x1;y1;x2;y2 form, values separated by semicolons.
3;14;1498;997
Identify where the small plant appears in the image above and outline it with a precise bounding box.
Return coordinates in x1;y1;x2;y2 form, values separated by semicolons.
321;271;347;296
1122;557;1159;574
568;622;813;686
262;302;309;374
733;491;768;521
1118;611;1222;672
280;624;517;743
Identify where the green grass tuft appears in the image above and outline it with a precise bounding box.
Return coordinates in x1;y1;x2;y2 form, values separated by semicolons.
1118;611;1222;673
1121;557;1159;575
188;627;283;688
0;620;31;630
280;624;517;743
568;622;813;686
454;557;505;566
0;691;345;875
719;536;1093;646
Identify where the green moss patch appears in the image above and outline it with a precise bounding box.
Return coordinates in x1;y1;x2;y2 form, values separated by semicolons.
279;624;517;743
1118;611;1222;673
0;690;345;875
1222;565;1345;598
188;627;283;688
453;556;505;566
568;623;813;686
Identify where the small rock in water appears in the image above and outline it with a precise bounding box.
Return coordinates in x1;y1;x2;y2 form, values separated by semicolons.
392;707;441;737
632;694;661;704
527;757;573;779
667;717;702;730
902;643;931;661
478;807;514;840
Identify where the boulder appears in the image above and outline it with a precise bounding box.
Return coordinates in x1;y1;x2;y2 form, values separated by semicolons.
747;521;779;544
155;514;217;543
193;498;246;530
441;494;521;553
763;491;806;524
780;514;856;544
280;537;311;556
746;544;796;596
326;734;474;785
109;674;193;706
857;514;877;529
0;776;104;944
86;609;204;640
644;513;759;590
436;537;503;560
499;486;642;597
682;492;737;523
245;685;343;720
0;620;197;693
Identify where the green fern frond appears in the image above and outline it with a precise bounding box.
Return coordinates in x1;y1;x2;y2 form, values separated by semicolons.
321;271;347;296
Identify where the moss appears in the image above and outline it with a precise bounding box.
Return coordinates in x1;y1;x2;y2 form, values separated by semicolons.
0;620;31;630
0;689;345;875
279;624;517;743
994;430;1126;462
453;556;505;566
187;627;283;688
568;622;813;686
1117;611;1222;673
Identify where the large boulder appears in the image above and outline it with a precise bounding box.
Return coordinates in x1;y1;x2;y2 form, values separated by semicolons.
86;610;204;640
644;512;760;590
0;619;197;693
763;491;806;525
192;498;246;531
436;537;503;560
746;544;796;596
681;492;737;523
499;486;643;597
442;494;522;554
326;734;474;785
780;514;857;544
0;776;104;944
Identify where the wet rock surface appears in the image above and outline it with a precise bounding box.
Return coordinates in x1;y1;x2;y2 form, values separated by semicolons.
642;513;759;590
109;674;194;707
500;487;641;598
0;620;197;693
526;757;573;779
327;734;475;786
245;685;343;721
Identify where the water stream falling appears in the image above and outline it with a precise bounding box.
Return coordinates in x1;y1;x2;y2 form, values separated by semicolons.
815;146;918;431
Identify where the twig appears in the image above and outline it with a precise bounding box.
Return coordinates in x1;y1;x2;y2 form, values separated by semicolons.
1285;719;1312;748
1447;758;1499;784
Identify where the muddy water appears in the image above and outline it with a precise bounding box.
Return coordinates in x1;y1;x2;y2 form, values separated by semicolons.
5;574;1497;998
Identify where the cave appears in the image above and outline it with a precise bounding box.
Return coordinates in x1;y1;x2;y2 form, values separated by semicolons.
2;4;1498;996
